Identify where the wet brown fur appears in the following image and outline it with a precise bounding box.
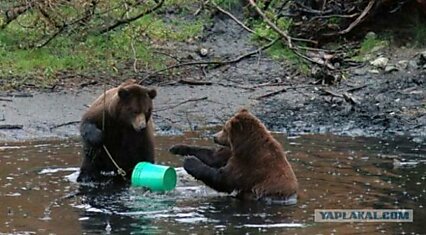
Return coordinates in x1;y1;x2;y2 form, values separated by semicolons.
217;109;298;199
171;109;298;200
78;79;156;182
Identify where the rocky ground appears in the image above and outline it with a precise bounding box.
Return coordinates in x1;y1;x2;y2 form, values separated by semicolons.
0;9;425;143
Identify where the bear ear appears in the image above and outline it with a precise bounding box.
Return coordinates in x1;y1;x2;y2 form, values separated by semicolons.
238;108;248;113
123;79;137;85
148;89;157;99
118;88;130;100
230;117;244;132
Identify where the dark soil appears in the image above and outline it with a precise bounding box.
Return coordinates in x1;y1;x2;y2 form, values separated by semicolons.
256;71;425;142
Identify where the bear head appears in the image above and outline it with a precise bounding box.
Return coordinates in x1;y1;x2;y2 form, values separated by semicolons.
213;108;266;148
114;80;156;132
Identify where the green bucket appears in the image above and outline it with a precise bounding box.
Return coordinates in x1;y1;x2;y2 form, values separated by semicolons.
131;162;177;191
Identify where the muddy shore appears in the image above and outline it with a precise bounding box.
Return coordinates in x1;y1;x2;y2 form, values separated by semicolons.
0;11;425;143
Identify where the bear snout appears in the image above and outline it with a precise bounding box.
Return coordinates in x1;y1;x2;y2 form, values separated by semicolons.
132;113;147;131
213;131;229;146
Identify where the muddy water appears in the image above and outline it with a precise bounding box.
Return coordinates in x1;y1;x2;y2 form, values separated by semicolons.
0;134;425;234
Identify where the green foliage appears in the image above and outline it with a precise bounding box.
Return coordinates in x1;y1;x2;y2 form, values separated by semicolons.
266;41;309;74
251;17;307;73
0;0;205;90
411;17;426;47
136;15;203;42
327;17;342;25
252;17;292;40
359;36;388;55
351;33;388;61
253;21;278;40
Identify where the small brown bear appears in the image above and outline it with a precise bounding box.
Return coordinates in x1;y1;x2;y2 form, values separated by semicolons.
78;79;156;183
170;109;298;201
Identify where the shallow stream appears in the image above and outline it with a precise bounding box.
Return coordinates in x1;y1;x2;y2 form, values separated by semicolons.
0;133;425;234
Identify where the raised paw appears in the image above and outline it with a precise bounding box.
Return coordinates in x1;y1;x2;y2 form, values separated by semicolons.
169;144;190;156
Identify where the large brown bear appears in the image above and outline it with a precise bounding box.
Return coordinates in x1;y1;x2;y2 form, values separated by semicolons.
170;109;298;201
78;80;156;183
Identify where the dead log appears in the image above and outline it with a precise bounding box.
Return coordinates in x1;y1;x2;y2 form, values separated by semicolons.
0;124;23;130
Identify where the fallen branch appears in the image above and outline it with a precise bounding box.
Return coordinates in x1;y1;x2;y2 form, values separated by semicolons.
216;83;256;91
36;26;65;48
325;0;376;36
293;50;335;70
244;82;289;89
0;124;23;130
248;0;336;70
311;13;359;21
210;1;257;35
50;121;80;130
156;96;208;111
248;0;317;47
254;88;287;100
346;84;368;93
0;93;33;98
0;98;13;102
320;88;343;98
343;92;360;106
215;38;278;66
178;79;213;86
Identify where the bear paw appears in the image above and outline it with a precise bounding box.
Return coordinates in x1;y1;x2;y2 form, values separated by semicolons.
169;144;190;156
81;122;103;146
183;156;203;175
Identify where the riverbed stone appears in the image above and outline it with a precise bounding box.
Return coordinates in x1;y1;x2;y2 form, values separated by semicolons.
369;69;380;74
408;60;418;69
384;65;398;73
353;67;368;75
370;57;389;69
397;60;408;70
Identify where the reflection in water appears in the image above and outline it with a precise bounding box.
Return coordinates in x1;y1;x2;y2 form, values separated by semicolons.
0;134;424;234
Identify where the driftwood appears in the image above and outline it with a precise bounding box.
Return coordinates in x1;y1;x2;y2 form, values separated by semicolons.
320;88;343;98
0;124;23;130
0;98;13;102
178;79;213;86
50;121;80;130
346;84;368;93
254;88;287;100
343;92;360;106
320;88;360;105
0;93;33;98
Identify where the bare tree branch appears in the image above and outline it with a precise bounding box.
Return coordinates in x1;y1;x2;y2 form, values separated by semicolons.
99;0;165;34
1;1;35;29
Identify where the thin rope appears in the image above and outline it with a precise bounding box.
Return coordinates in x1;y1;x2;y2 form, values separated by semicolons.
102;82;126;178
102;145;126;177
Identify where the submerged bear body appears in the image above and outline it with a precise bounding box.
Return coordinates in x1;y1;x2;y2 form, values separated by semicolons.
170;109;298;200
